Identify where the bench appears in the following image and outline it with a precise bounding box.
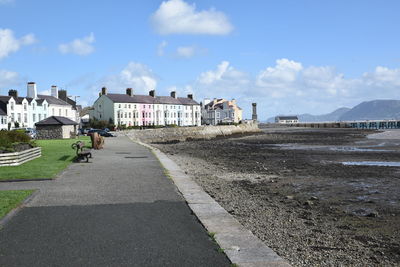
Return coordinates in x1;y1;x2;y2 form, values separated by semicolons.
71;141;92;162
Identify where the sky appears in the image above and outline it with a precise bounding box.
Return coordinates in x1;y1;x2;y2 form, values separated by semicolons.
0;0;399;120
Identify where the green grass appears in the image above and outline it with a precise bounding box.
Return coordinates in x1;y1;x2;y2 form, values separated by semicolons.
0;137;90;181
0;190;34;219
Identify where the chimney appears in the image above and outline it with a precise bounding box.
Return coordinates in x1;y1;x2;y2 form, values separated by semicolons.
99;92;102;97
27;82;37;99
101;87;107;95
51;85;58;98
126;88;133;97
149;90;156;97
58;90;67;102
8;89;18;98
187;94;193;100
170;91;177;98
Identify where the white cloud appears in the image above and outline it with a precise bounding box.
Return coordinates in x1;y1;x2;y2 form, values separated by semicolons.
0;69;19;88
151;0;233;35
97;62;157;95
59;33;95;56
173;59;400;118
363;66;400;87
176;46;195;58
157;40;168;56
256;58;303;87
0;28;37;59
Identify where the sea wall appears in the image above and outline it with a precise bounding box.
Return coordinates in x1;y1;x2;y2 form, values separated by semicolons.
125;123;261;143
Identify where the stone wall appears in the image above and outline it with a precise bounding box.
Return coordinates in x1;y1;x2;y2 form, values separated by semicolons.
36;125;63;139
36;125;76;139
125;123;261;143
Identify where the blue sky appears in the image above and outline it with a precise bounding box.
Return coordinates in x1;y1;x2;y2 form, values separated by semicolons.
1;0;399;119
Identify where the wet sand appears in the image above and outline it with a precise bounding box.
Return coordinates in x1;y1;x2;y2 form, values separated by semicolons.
153;128;400;266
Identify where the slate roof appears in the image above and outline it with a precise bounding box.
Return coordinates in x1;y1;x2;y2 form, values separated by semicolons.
35;116;78;126
37;95;70;106
177;97;199;105
155;96;181;105
276;116;298;120
36;99;45;106
105;93;198;105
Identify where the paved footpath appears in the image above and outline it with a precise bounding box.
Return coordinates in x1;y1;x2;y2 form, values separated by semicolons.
0;136;230;267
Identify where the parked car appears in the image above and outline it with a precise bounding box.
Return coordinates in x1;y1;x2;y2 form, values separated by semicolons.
98;130;114;137
19;128;37;139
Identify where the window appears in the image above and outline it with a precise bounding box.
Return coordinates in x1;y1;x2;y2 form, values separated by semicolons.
128;112;131;118
134;105;136;109
124;104;127;108
52;108;55;115
119;104;121;108
128;104;131;109
24;113;27;123
43;104;46;110
18;113;21;122
10;102;14;111
148;105;151;109
124;112;127;118
23;103;27;111
11;113;14;122
33;114;36;122
149;113;151;118
32;103;36;110
65;109;68;116
39;114;42;121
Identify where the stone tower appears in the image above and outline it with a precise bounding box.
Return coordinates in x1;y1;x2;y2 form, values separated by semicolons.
252;103;257;121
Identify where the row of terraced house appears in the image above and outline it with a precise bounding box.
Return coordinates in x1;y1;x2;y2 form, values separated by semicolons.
0;82;79;130
90;87;201;127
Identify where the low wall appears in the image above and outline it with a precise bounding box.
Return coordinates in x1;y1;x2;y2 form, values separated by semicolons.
125;123;261;143
0;147;41;166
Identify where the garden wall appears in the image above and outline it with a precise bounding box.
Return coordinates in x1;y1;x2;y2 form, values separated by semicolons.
0;147;41;166
125;123;261;143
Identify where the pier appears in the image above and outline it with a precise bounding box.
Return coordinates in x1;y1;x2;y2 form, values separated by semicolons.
289;119;400;129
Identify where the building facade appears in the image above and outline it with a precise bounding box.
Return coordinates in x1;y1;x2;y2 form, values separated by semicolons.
202;98;243;125
275;116;299;124
90;87;201;127
0;83;78;130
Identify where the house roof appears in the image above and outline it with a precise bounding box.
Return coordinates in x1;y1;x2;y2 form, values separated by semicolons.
155;96;181;105
105;93;198;105
37;95;70;106
35;116;78;126
177;97;199;105
276;116;298;120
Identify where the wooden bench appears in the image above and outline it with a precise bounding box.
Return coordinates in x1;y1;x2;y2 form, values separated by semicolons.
71;141;92;162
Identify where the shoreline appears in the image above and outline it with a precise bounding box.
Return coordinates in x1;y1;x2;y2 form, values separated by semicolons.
152;128;400;266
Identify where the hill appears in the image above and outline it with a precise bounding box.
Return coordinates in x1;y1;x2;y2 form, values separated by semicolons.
339;100;400;121
266;107;350;123
265;99;400;122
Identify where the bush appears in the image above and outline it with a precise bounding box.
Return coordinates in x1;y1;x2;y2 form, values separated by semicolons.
89;119;115;130
0;130;32;152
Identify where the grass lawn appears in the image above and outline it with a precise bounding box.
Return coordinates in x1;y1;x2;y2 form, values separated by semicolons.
0;190;34;219
0;137;91;181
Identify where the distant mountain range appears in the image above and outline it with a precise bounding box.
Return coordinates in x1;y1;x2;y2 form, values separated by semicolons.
266;100;400;122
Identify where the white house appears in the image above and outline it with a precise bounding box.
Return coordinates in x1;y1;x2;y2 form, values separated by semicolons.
275;116;299;124
202;98;243;125
0;82;78;129
90;87;201;127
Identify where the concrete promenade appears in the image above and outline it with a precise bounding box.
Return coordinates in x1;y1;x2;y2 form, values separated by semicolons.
0;136;230;266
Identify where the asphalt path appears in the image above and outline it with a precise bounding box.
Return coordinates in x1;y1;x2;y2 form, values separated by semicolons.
0;136;230;267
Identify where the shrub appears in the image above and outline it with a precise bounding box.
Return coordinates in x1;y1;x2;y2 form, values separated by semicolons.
0;130;32;152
